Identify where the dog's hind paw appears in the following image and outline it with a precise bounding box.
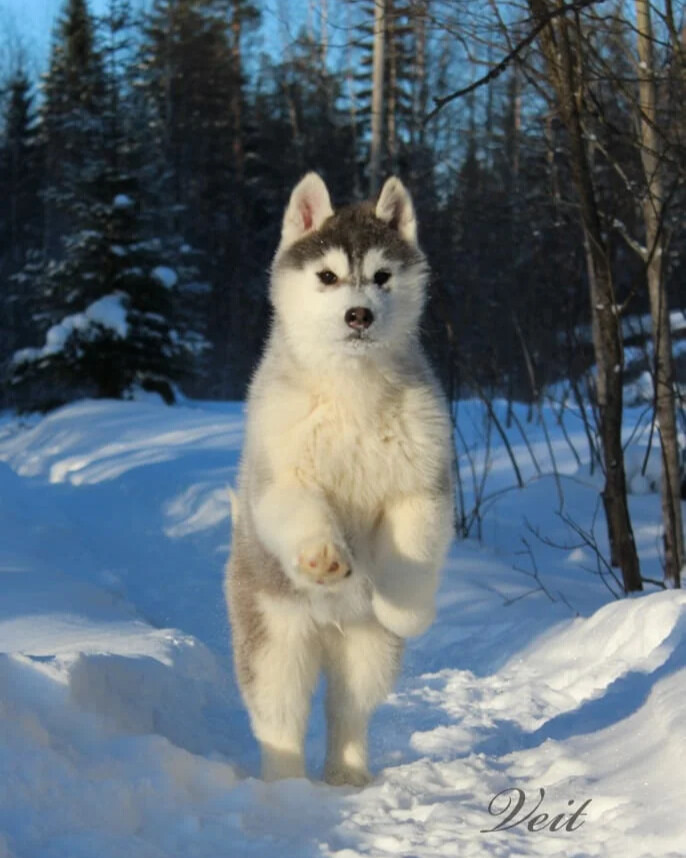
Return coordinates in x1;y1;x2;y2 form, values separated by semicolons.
324;763;372;787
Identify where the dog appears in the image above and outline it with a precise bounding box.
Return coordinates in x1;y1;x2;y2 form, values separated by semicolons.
225;173;454;786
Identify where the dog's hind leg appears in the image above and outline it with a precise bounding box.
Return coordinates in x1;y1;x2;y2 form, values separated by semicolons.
322;620;403;786
242;595;321;781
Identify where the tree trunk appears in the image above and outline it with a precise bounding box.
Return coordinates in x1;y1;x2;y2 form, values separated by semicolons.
412;0;427;149
369;0;385;194
320;0;328;70
635;0;684;587
230;0;245;182
528;0;642;591
344;0;362;199
386;1;398;174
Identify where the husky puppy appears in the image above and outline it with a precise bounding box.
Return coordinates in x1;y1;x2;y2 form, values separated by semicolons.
226;173;454;786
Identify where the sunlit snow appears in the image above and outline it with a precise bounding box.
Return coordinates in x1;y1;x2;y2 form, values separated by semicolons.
0;397;684;857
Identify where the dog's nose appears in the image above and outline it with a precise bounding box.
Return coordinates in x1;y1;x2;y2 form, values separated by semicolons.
345;307;374;330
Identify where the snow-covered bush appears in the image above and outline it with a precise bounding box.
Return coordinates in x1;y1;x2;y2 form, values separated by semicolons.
6;190;209;411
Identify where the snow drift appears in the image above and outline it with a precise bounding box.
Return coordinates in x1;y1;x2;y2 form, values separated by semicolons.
1;397;685;857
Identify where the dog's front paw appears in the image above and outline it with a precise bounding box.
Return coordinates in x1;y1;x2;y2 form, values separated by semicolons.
296;540;353;585
371;589;435;638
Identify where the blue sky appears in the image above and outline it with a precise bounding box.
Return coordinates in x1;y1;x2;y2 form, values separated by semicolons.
0;0;296;79
0;0;144;75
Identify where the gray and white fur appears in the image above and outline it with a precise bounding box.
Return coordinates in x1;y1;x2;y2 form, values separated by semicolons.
225;173;454;786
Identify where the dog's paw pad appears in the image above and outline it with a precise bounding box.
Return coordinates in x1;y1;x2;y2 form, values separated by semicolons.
296;541;351;584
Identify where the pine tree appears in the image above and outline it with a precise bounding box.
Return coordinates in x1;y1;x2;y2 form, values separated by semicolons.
8;182;209;409
6;0;209;411
7;166;210;410
41;0;107;253
0;71;41;386
0;73;39;266
140;0;238;246
139;0;258;397
229;33;359;392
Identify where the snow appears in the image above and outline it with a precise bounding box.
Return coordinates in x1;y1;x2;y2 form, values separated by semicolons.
624;369;655;405
113;194;134;209
572;308;686;351
85;294;129;338
151;266;178;290
1;397;685;857
12;294;129;365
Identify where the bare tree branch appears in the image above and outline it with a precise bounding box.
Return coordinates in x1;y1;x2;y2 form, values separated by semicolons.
424;0;605;124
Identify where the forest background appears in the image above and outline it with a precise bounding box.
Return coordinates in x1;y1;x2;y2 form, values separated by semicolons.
1;0;684;589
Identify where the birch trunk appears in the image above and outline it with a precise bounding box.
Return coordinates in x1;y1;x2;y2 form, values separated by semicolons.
386;2;398;174
412;0;427;148
344;0;361;198
528;0;642;591
230;0;245;182
370;0;385;195
635;0;684;587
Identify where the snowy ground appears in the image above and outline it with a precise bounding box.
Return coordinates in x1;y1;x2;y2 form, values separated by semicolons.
1;396;685;858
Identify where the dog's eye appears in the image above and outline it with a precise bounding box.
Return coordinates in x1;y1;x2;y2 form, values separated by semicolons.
317;270;338;286
374;269;391;287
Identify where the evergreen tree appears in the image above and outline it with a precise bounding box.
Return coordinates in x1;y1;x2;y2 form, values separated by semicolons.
222;34;359;393
0;71;41;386
140;0;259;397
0;72;39;267
8;187;208;409
41;0;107;252
140;0;238;247
251;32;358;202
6;0;209;411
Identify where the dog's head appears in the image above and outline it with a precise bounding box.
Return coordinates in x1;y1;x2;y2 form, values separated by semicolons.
270;173;428;365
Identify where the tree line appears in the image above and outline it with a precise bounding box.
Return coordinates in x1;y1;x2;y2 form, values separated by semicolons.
0;0;684;587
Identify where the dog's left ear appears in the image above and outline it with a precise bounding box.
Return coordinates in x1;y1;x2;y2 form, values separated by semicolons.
375;177;417;245
280;172;334;250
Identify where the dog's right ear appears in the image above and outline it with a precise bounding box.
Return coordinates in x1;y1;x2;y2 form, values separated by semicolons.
279;172;333;250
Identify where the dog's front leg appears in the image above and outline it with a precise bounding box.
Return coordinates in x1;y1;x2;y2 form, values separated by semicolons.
253;479;352;587
370;493;453;637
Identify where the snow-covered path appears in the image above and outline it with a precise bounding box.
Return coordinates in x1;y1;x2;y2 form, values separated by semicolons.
1;398;685;857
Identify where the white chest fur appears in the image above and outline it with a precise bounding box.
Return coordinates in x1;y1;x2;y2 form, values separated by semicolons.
252;357;447;509
300;391;411;516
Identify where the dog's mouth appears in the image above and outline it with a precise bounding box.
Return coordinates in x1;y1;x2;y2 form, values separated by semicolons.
344;330;374;345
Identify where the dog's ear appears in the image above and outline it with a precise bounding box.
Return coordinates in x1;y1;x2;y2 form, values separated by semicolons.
280;172;333;249
375;177;417;245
